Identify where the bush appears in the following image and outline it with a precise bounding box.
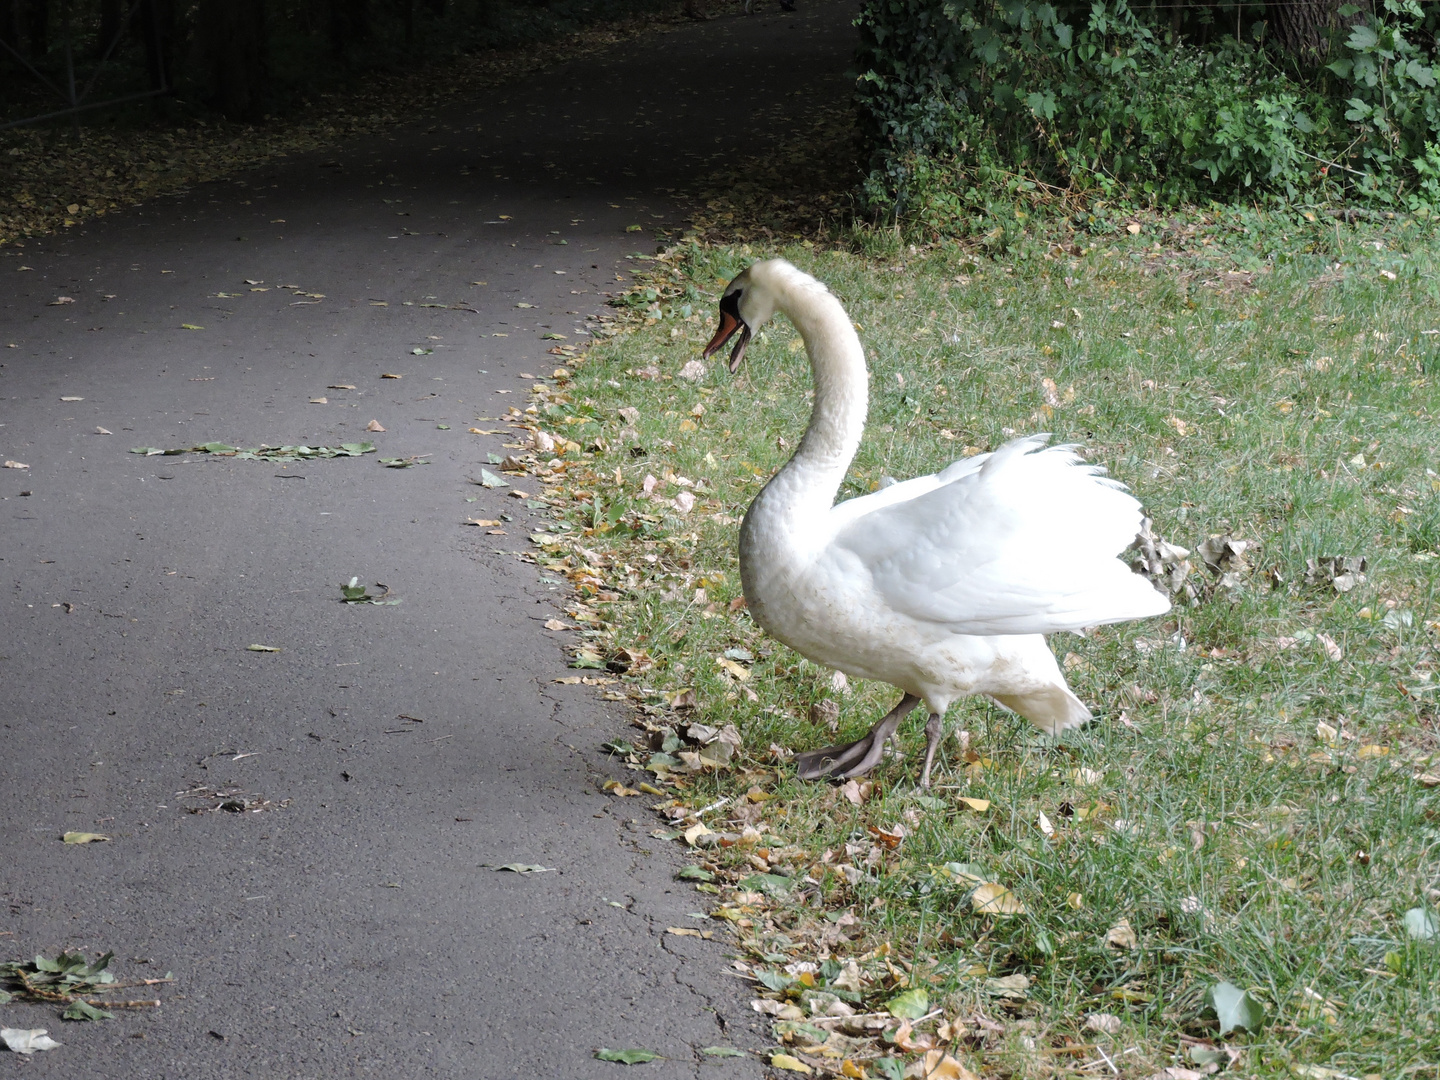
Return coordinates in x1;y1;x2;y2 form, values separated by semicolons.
854;0;1440;225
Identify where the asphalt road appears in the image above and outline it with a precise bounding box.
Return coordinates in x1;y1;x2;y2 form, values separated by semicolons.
0;5;857;1076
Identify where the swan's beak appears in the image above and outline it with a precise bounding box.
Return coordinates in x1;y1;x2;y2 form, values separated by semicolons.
702;307;751;373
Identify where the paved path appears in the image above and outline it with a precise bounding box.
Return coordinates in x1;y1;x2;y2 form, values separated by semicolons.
0;5;856;1077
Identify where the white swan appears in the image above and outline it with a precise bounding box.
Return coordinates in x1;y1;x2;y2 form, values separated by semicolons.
701;259;1170;787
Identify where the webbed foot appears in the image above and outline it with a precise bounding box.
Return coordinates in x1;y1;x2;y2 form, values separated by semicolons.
794;693;921;780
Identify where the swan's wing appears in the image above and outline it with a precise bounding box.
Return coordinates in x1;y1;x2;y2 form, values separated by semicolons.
826;451;992;532
832;435;1170;635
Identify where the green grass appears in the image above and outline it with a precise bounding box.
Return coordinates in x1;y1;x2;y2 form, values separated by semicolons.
521;222;1440;1078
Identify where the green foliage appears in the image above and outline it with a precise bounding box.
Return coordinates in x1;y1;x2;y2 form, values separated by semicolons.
855;0;1440;224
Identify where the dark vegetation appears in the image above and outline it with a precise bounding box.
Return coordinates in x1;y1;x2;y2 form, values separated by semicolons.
853;0;1440;226
0;0;684;127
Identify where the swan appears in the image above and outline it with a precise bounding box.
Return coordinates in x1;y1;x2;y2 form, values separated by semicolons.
700;259;1170;787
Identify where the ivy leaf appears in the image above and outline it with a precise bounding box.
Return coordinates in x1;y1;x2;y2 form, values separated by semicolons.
1204;981;1266;1035
595;1048;662;1064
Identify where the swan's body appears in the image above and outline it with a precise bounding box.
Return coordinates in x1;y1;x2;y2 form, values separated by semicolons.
703;260;1170;785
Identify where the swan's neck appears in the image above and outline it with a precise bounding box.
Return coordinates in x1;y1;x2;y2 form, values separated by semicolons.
757;282;868;527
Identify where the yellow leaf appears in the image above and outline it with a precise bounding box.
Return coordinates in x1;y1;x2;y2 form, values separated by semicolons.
919;1051;980;1080
717;657;750;681
1067;892;1084;909
840;1060;868;1079
771;1054;813;1074
62;831;109;844
684;823;714;847
970;882;1025;916
1356;744;1389;759
666;927;703;938
957;797;990;812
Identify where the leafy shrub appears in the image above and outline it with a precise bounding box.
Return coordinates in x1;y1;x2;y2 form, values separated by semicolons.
855;0;1440;224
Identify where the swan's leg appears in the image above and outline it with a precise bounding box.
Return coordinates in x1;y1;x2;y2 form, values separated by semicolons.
918;712;944;788
794;693;922;781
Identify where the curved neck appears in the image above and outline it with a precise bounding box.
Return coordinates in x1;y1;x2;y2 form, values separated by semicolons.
761;278;868;521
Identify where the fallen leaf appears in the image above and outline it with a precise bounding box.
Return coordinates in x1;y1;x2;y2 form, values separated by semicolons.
700;1046;745;1057
181;323;204;330
3;460;29;469
543;619;570;631
1404;907;1438;941
771;1054;813;1074
1317;633;1343;662
61;831;109;844
595;1048;662;1064
886;988;929;1019
971;882;1025;916
328;383;357;390
49;296;75;305
984;973;1030;999
0;1028;61;1054
478;469;509;488
1085;1013;1123;1035
1205;981;1266;1035
684;822;714;846
1106;918;1138;949
380;373;401;379
59;395;83;402
957;797;990;812
666;927;704;938
95;427;112;435
365;420;386;431
917;1051;979;1080
309;396;328;404
246;644;281;652
494;863;556;874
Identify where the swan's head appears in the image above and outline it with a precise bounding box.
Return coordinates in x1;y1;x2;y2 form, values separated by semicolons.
701;261;786;372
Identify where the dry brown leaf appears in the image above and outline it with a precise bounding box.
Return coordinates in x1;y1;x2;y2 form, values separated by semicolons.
1106;918;1138;949
365;419;386;432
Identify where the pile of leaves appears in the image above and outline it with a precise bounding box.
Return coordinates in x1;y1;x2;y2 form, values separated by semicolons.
129;441;375;461
0;951;171;1020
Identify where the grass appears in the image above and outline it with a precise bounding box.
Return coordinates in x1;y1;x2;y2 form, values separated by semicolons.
512;219;1440;1079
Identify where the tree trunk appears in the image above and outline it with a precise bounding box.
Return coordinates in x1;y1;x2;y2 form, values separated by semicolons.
0;0;19;54
329;0;370;60
138;0;174;90
196;0;266;120
1270;0;1372;62
96;0;121;58
23;0;46;58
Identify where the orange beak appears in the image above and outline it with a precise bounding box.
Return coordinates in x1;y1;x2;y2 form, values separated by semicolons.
702;301;751;373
